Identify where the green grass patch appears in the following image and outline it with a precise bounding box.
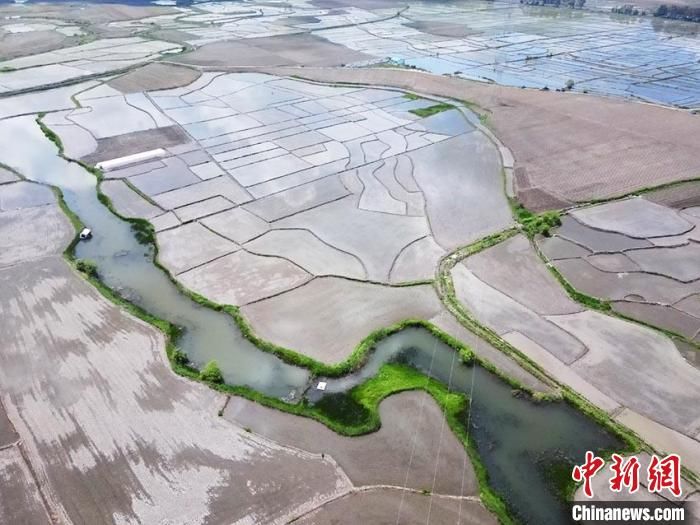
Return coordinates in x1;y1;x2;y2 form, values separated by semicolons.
403;93;422;100
200;360;224;384
539;455;578;502
171;347;189;366
36;114;64;155
51;186;83;231
75;259;99;278
511;202;562;238
409;102;455;118
96;186;154;244
131;219;156;245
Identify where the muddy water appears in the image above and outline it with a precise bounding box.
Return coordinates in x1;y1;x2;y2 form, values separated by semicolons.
2;115;621;524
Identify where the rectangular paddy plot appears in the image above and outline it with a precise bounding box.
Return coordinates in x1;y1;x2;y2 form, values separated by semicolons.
306;1;700;108
85;72;512;312
0;37;182;94
10;1;698;108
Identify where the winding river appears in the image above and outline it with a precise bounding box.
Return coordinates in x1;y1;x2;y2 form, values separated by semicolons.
1;114;621;524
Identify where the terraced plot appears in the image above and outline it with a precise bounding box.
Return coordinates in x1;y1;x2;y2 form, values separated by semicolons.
48;72;512;364
453;232;700;473
0;37;183;94
0;177;503;525
266;66;700;210
105;0;700;108
538;196;700;344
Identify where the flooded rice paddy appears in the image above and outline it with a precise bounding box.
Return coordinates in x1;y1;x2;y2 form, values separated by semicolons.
2;114;622;523
3;0;700;107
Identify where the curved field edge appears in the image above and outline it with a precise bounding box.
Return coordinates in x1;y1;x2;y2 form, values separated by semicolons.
34;113;525;521
506;169;700;350
439;223;700;487
532;232;700;352
57;187;523;522
32;110;647;520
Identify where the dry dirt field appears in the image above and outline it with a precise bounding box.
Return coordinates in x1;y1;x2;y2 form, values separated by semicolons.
173;34;373;68
106;63;202;94
265;66;700;211
226;391;481;496
296;488;496;524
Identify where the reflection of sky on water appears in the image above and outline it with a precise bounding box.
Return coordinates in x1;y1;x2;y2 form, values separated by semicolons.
324;1;700;107
1;0;698;106
0;0;213;4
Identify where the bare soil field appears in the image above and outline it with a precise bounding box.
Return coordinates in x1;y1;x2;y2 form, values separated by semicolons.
81;127;189;165
266;67;700;210
107;63;202;94
241;277;443;363
296;487;497;524
645;180;700;209
0;4;175;24
0;29;75;61
0;401;17;447
0;181;73;267
0;186;355;524
174;34;372;68
226;391;480;496
0;254;353;525
0;448;51;525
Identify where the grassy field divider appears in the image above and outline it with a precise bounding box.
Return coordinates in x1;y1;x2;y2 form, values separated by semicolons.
529;217;700;350
36;106;673;521
409;102;455;118
214;362;515;524
435;229;644;455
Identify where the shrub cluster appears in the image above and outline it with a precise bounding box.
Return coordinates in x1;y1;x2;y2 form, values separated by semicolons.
75;259;98;278
200;360;224;384
512;204;562;237
654;4;700;21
